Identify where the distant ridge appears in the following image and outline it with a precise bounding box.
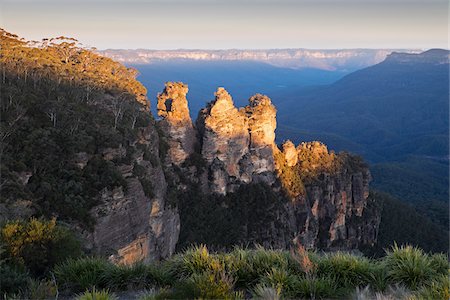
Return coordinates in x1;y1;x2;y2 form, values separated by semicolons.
386;48;449;64
99;48;421;71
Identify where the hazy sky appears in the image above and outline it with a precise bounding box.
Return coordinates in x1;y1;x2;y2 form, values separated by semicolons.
1;0;448;50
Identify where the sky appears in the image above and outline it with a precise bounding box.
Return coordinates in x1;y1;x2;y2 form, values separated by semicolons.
0;0;448;50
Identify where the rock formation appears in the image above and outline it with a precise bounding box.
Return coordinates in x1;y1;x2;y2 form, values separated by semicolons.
157;82;196;166
196;88;250;194
190;88;279;194
86;124;180;264
157;84;380;252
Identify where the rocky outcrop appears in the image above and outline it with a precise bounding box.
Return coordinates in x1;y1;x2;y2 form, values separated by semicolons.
156;84;380;252
277;141;378;250
194;88;278;194
157;82;196;166
87;121;180;265
196;88;250;194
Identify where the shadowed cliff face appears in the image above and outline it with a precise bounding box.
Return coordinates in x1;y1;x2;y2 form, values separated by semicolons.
157;82;380;252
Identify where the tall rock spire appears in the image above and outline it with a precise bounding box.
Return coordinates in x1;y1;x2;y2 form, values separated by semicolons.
157;82;196;166
197;87;250;194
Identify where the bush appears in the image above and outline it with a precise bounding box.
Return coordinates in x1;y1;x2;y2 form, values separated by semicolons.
290;276;340;299
415;274;450;300
259;267;298;296
76;287;118;300
251;284;281;300
183;271;236;299
26;279;58;300
317;252;375;289
0;263;30;294
54;257;110;292
101;263;148;290
0;218;81;276
384;244;439;289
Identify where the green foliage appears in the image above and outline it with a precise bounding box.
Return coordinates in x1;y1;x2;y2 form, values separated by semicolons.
290;276;340;299
21;245;449;299
76;287;118;300
368;191;449;256
0;263;30;294
414;274;450;300
179;270;239;299
251;284;281;300
54;257;110;292
101;263;148;290
316;252;376;289
26;279;58;300
176;183;288;250
259;268;298;296
0;218;81;276
384;244;446;290
83;157;126;197
0;29;151;225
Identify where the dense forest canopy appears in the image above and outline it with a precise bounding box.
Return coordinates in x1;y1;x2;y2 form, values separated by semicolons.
0;29;152;225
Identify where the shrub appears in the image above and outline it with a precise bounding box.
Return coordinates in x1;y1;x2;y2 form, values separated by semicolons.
251;284;281;300
317;252;374;288
180;270;239;299
145;263;175;286
384;244;437;289
0;263;30;294
54;257;110;292
259;267;298;296
26;279;58;300
176;245;222;277
101;263;147;290
76;287;118;300
415;274;450;300
0;218;81;275
239;248;289;287
291;276;340;299
429;253;449;276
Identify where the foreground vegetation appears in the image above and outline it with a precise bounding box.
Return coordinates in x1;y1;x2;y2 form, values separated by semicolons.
2;239;448;299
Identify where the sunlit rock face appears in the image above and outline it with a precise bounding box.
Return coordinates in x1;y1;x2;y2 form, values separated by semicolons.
196;88;278;194
199;88;249;179
157;82;196;166
282;140;298;167
276;141;378;251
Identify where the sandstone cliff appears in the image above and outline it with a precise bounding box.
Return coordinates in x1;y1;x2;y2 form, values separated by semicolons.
86;123;180;264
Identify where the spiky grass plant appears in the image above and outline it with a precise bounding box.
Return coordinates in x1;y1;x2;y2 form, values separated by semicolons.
415;274;450;300
76;287;118;300
317;252;375;289
239;247;289;288
259;267;298;297
384;244;439;289
54;257;110;292
101;262;147;290
291;276;340;299
251;284;281;300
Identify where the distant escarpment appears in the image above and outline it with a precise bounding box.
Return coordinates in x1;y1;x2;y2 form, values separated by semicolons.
157;82;380;252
